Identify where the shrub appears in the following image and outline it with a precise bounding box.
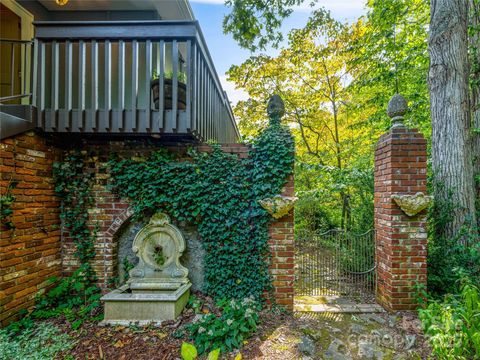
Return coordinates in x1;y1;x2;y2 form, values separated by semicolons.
427;222;480;295
419;278;480;359
0;322;74;360
186;297;261;354
32;267;102;330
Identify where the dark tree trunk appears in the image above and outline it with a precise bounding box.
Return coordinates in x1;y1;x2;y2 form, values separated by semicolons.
428;0;477;238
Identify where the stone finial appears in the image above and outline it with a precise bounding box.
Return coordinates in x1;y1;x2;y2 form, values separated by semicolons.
267;94;285;124
387;94;408;128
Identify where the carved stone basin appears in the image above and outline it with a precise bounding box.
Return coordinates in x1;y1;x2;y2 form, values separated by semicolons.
391;192;433;217
259;195;298;219
101;213;191;325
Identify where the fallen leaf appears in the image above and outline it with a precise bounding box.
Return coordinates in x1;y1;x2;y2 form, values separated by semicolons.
114;340;125;348
156;332;168;339
98;345;104;359
95;328;107;337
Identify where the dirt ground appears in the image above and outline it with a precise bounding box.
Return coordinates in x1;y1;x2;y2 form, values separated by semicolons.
54;300;430;360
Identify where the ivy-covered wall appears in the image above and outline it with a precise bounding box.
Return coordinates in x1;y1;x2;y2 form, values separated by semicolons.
59;139;295;309
1;115;296;325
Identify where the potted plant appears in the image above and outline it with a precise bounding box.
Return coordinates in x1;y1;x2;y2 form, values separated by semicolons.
151;70;187;110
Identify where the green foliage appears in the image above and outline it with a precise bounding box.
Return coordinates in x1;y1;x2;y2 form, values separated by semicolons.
108;123;294;301
186;297;261;354
350;0;430;135
0;180;17;230
53;151;96;275
180;342;223;360
0;322;74;360
153;245;166;266
294;194;334;235
122;256;135;283
32;268;103;329
181;342;198;360
428;192;480;295
187;295;205;314
152;69;187;83
223;0;310;51
228;8;380;234
419;278;480;359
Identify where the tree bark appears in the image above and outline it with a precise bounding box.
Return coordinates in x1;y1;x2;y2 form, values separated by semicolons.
470;0;480;212
428;0;477;238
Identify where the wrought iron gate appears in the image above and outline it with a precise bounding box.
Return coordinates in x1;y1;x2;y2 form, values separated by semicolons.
295;229;376;301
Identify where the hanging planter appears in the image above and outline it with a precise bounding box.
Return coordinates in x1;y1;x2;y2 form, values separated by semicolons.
151;71;187;110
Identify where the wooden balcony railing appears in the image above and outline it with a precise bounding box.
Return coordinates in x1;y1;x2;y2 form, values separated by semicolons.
32;21;239;143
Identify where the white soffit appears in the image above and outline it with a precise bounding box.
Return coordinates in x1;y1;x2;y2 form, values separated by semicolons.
37;0;194;20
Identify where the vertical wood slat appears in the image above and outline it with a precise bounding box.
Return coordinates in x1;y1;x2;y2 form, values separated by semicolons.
131;40;138;131
171;40;178;131
197;51;202;138
104;40;111;130
32;39;38;107
206;72;209;140
65;41;72;111
185;40;192;132
90;40;98;131
198;46;203;136
118;40;125;131
51;41;59;110
158;40;165;131
37;41;45;127
191;43;198;134
208;75;212;141
145;40;152;131
202;54;206;140
22;43;27;98
50;41;59;130
78;40;86;129
64;40;72;130
91;40;98;110
10;43;14;96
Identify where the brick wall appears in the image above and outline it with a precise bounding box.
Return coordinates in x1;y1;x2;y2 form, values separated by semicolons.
374;127;428;311
268;175;294;310
62;141;294;310
0;131;61;326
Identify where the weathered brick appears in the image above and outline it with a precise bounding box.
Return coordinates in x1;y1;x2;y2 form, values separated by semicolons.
1;132;61;326
374;127;427;311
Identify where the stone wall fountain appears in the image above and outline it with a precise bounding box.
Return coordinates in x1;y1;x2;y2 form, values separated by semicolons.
101;213;191;325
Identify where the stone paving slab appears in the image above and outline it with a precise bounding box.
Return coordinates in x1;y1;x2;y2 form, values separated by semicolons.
294;303;385;313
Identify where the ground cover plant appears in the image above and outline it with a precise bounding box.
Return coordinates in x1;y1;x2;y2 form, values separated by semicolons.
185;297;261;354
0;321;74;360
419;278;480;359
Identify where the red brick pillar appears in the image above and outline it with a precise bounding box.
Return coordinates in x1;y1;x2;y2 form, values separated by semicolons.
268;174;295;310
374;95;428;311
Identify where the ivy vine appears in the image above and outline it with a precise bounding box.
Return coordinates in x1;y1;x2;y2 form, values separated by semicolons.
0;180;17;230
108;121;294;301
53;151;96;282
